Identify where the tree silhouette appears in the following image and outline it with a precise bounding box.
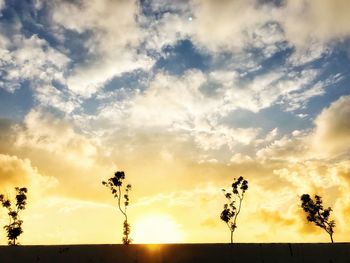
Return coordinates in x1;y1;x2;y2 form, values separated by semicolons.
300;194;335;243
0;187;28;245
102;171;132;244
220;176;248;243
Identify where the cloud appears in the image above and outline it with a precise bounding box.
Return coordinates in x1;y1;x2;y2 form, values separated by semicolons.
222;69;320;113
334;160;350;187
257;95;350;161
0;30;76;113
0;34;69;92
193;125;259;151
145;0;350;60
312;95;350;157
253;132;308;163
0;154;57;197
142;0;288;64
113;68;299;123
143;12;192;51
189;0;272;53
280;0;350;47
35;85;80;114
287;42;330;66
1;109;122;201
14;109;101;168
0;0;4;12
273;161;342;196
91;70;263;153
1;0;339;118
89;66;324;156
50;0;153;97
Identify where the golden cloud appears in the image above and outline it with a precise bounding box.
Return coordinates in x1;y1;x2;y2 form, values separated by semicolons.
0;154;57;198
312;95;350;157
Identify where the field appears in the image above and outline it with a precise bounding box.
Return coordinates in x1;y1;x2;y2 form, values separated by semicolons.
0;243;349;263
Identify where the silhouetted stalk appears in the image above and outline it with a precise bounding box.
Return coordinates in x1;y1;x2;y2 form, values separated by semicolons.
316;210;334;243
102;171;132;245
117;185;129;243
234;197;243;227
220;176;248;244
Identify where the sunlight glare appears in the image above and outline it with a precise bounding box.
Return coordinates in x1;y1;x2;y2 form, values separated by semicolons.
133;214;184;244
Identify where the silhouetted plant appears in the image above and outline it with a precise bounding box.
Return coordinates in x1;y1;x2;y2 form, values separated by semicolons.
0;187;28;245
102;171;132;244
220;176;248;243
300;194;335;243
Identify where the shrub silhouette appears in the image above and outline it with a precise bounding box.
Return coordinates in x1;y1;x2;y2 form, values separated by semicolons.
102;171;132;244
220;176;248;243
0;187;28;245
300;194;335;243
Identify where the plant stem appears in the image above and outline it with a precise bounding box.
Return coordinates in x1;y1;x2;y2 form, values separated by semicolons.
233;196;243;233
316;210;334;243
117;186;129;243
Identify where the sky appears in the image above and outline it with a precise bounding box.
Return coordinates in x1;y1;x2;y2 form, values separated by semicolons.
0;0;350;245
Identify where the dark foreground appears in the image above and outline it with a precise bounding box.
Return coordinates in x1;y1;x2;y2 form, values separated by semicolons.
0;243;349;263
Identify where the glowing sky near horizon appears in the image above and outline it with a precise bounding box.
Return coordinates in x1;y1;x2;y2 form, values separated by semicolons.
0;0;350;245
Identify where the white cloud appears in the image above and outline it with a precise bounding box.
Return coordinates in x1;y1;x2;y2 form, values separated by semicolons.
77;64;327;155
142;0;288;64
193;124;259;151
66;53;152;98
255;128;279;146
51;0;154;97
189;0;272;53
0;32;76;113
96;70;211;131
223;69;319;113
282;73;344;112
282;83;325;111
143;12;192;51
143;0;350;62
91;70;263;152
280;0;350;47
256;133;309;162
0;34;69;92
265;128;279;142
287;42;330;66
35;85;80;114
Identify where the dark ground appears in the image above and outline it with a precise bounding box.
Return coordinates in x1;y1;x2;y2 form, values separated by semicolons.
0;243;349;263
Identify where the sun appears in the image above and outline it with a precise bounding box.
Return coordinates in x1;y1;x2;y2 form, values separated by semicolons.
132;214;184;244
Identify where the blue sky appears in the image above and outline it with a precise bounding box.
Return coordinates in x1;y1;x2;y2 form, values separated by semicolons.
0;0;349;128
0;0;350;244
